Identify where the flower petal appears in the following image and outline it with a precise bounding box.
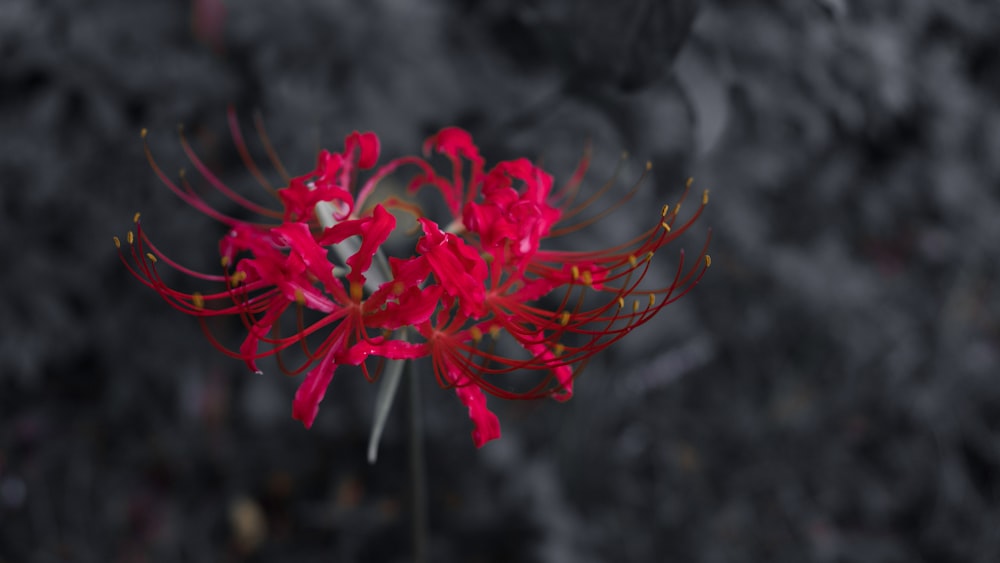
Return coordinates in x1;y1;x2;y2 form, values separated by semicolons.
416;218;488;318
345;131;380;170
292;349;339;428
443;363;501;448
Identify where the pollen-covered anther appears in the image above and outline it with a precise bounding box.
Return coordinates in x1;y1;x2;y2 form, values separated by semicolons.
221;256;231;268
617;296;626;309
192;292;205;310
391;280;406;296
645;161;652;171
581;270;593;286
705;255;712;267
146;253;157;263
140;128;148;139
661;204;670;217
648;293;656;307
470;326;483;343
632;300;640;313
702;189;709;205
685;177;693;189
661;221;671;232
488;325;502;339
628;254;638;267
229;271;247;284
350;282;364;302
127;231;134;245
133;212;141;223
113;236;121;249
559;311;571;326
571;265;580;281
553;343;565;356
294;288;306;306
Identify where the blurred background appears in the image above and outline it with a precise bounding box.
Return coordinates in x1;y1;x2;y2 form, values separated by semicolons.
2;0;999;561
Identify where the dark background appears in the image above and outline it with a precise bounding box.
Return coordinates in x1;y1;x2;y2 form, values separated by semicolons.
3;0;1000;561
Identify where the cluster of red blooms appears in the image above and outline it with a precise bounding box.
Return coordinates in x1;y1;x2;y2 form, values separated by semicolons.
117;117;710;447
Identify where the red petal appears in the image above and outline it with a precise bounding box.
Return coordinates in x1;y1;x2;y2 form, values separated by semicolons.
292;350;339;428
422;127;481;164
443;363;501;447
416;218;487;318
346;131;380;169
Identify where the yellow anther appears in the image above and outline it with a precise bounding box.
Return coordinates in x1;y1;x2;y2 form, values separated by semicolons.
649;293;656;307
559;311;571;326
113;236;121;249
221;256;231;268
628;254;638;267
391;281;406;296
581;270;593;286
553;343;565;356
645;251;654;261
350;282;363;302
294;289;306;305
571;265;580;280
133;212;141;223
702;189;709;205
192;292;205;310
489;325;502;339
705;255;712;267
632;300;639;313
127;231;134;245
674;202;682;215
617;297;625;309
661;204;669;217
661;221;671;232
645;160;652;171
470;326;483;342
230;271;247;284
686;177;693;188
146;253;157;263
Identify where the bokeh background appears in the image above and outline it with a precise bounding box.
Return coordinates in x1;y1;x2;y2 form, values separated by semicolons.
3;0;1000;561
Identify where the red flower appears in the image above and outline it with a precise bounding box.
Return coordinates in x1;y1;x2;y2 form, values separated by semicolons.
118;119;709;447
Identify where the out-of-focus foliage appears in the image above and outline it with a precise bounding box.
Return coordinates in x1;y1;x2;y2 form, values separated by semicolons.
1;0;998;561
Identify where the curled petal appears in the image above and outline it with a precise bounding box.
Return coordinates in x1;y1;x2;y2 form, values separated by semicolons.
278;176;354;222
416;218;488;318
345;204;394;286
422;127;482;164
366;285;444;330
388;255;431;287
292;351;340;428
342;339;428;365
238;301;290;373
272;222;343;295
443;363;501;448
345;131;380;169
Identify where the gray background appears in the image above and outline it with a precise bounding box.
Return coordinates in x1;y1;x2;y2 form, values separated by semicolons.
2;0;999;561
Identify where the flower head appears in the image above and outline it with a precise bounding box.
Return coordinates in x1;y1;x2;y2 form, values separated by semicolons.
118;115;710;448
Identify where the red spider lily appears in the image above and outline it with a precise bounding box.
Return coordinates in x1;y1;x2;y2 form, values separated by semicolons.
117;118;709;448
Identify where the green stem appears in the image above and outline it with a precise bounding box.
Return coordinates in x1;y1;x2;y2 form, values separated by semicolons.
409;362;428;563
